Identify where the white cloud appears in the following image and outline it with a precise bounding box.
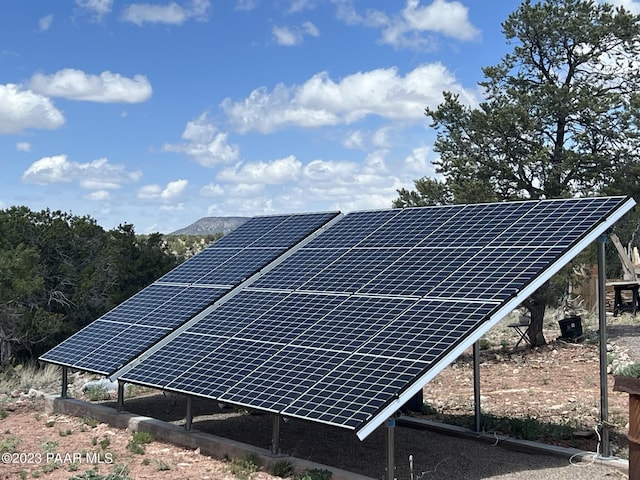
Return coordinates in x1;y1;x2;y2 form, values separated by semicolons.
76;0;113;20
602;0;640;14
229;183;265;197
87;190;111;201
121;0;211;26
235;0;258;11
138;184;162;199
217;155;303;184
208;152;401;211
162;179;189;200
400;0;480;42
343;127;392;150
295;154;406;211
273;26;300;46
29;69;152;103
206;196;275;216
23;155;72;184
303;158;358;183
16;142;32;152
39;15;53;32
371;126;391;148
222;63;476;133
160;203;186;211
272;21;319;46
138;179;188;201
403;145;436;174
22;156;142;189
204;146;430;216
0;84;65;134
200;183;225;197
302;21;319;37
336;0;480;49
163;113;240;166
288;0;316;13
343;130;366;150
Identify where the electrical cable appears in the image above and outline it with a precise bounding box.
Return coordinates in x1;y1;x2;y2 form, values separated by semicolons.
568;423;601;467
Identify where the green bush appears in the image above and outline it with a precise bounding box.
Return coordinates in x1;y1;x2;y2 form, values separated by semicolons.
82;416;99;428
131;431;154;444
229;453;261;480
126;440;145;455
0;434;21;454
84;385;111;401
294;468;333;480
126;431;154;454
99;437;111;450
421;402;438;415
69;465;133;480
155;459;172;471
269;459;293;477
618;362;640;378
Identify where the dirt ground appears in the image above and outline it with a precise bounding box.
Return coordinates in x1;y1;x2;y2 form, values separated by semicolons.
1;313;637;480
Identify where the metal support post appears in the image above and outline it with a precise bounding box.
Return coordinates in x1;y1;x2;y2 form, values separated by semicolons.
386;417;396;480
61;366;68;399
117;382;125;413
185;396;193;432
473;340;481;432
598;233;611;458
271;415;281;455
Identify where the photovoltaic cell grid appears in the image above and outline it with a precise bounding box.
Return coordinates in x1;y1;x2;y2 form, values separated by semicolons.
121;196;633;439
157;212;340;285
39;212;340;374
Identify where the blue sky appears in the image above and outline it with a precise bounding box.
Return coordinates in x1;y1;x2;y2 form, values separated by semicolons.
2;0;639;233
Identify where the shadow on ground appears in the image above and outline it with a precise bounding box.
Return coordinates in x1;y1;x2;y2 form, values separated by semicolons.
608;323;640;338
102;393;615;480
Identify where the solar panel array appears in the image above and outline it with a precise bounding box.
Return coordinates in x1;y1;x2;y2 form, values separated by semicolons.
121;197;633;439
39;212;340;375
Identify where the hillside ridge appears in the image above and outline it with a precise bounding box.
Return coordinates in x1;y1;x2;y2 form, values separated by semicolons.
170;216;249;235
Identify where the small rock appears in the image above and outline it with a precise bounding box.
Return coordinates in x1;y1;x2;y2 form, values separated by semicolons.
27;388;45;399
83;378;118;392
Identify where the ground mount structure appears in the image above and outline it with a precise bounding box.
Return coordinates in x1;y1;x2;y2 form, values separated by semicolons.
41;197;635;445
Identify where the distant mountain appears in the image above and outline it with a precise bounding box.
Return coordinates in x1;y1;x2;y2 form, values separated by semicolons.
169;216;249;236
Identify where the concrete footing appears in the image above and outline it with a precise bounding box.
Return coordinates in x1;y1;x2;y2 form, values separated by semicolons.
45;396;373;480
44;396;629;478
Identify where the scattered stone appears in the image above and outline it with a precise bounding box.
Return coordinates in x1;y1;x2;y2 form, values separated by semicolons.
83;378;118;392
26;388;45;399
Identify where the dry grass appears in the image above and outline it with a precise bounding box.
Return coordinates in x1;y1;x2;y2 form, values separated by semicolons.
0;361;61;393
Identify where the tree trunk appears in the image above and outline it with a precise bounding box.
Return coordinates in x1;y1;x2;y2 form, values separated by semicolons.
523;289;548;347
0;336;12;364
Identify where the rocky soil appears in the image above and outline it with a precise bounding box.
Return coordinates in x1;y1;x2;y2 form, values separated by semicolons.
1;312;637;480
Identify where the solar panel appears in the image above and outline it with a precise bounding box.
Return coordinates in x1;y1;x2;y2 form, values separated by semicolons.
119;197;638;439
39;212;340;373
